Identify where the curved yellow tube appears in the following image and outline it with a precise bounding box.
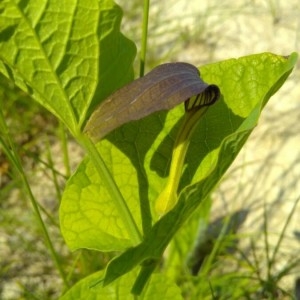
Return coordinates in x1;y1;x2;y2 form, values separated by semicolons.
155;102;210;216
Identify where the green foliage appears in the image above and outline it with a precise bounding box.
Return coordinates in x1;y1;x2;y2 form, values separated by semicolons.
60;270;183;300
0;0;136;136
100;53;297;289
0;0;298;298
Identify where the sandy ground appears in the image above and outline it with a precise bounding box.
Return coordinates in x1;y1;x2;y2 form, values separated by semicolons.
1;0;300;298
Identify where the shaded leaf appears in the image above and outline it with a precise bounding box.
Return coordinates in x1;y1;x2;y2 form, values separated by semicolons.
102;52;298;284
60;53;297;256
59;269;183;300
60;140;142;251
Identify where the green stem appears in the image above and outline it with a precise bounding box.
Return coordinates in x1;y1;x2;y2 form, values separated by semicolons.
79;134;142;245
21;171;70;288
131;260;157;295
139;0;150;77
155;107;209;215
0;110;69;288
46;137;62;200
58;121;71;178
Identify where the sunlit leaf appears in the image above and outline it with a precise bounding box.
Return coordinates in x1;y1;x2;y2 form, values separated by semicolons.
59;269;183;300
60;53;297;257
0;0;136;135
102;52;298;284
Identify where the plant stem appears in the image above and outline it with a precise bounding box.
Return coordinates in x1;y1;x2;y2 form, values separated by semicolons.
58;121;71;178
269;195;300;270
0;110;69;288
46;137;62;200
79;134;142;245
139;0;150;77
131;260;157;295
263;201;272;279
20;170;70;288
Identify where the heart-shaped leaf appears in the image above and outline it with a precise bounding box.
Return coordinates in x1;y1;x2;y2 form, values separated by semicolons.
101;52;297;285
59;52;297;290
0;0;136;136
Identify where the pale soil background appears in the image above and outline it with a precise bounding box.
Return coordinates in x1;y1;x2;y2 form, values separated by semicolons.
1;0;300;299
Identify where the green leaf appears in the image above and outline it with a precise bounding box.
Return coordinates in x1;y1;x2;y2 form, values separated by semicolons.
60;140;142;251
59;52;297;283
0;0;136;135
164;196;213;280
102;52;297;284
59;269;183;300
